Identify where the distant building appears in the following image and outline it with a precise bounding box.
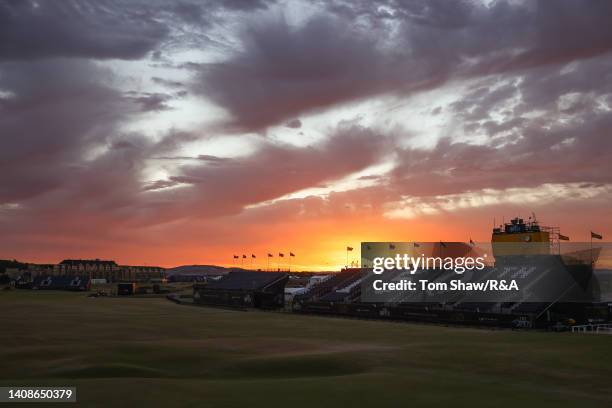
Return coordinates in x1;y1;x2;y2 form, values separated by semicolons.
2;258;165;283
55;259;165;282
56;259;120;280
119;265;166;282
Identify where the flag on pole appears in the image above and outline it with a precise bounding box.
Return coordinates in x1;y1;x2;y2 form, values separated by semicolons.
559;234;570;241
440;241;447;248
389;243;396;250
268;253;273;257
469;238;475;246
242;255;247;259
290;252;295;257
233;255;239;259
279;253;284;257
592;231;603;240
346;246;353;251
251;254;256;258
413;242;420;248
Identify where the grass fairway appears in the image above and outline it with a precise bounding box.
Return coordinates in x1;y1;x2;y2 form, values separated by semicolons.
1;291;611;407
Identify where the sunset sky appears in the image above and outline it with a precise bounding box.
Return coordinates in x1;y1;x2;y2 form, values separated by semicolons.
1;0;611;270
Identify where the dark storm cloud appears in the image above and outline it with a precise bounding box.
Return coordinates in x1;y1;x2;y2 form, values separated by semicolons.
0;134;158;246
195;14;398;130
170;2;207;24
196;0;612;130
0;57;184;227
0;0;169;60
0;59;132;202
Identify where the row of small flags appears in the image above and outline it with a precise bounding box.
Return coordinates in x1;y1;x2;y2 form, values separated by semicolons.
237;232;604;260
544;232;603;241
232;231;604;267
556;232;603;241
356;231;603;251
233;253;295;259
355;233;603;250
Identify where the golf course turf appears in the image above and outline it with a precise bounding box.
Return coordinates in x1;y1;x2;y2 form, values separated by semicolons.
1;291;611;407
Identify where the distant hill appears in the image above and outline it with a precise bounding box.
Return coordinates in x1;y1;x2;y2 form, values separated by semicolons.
166;265;339;277
165;265;248;276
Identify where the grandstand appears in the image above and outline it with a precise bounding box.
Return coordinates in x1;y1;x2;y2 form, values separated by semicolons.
291;266;610;328
295;268;362;301
193;271;288;309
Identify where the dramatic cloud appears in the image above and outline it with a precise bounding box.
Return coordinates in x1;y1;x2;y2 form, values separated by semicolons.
1;0;612;266
0;59;132;202
143;125;391;219
196;0;612;130
390;113;612;198
195;14;396;130
0;0;169;60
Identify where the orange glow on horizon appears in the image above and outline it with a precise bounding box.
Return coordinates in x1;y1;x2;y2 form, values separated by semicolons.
4;206;610;271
